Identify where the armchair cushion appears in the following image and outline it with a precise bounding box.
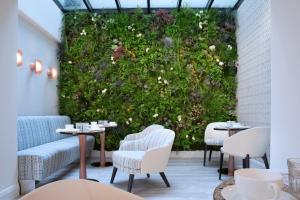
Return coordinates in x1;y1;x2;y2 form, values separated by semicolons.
113;151;145;174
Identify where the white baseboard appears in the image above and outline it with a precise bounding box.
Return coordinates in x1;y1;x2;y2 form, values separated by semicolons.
91;150;219;159
0;184;19;200
91;150;266;169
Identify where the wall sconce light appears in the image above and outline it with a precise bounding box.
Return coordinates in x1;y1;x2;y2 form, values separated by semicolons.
17;49;23;66
47;67;58;79
30;60;43;74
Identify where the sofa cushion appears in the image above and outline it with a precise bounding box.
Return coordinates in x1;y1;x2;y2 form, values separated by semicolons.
17;116;71;151
112;151;145;174
18;136;94;180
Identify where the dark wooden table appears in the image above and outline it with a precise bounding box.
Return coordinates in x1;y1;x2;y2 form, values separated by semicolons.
214;126;250;176
58;129;104;179
91;123;117;167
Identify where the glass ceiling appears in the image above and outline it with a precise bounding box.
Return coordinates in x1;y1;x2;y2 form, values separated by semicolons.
54;0;242;12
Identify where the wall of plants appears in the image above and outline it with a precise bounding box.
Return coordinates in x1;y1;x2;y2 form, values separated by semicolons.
59;8;237;150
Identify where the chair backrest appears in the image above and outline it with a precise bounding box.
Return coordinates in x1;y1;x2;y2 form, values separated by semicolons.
204;122;228;141
143;128;175;150
20;179;144;200
223;127;270;158
17;116;71;151
140;124;164;137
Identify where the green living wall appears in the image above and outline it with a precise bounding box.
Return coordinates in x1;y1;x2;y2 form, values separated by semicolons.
59;9;237;150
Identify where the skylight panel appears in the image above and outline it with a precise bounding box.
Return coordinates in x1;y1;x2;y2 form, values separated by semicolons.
58;0;86;10
151;0;177;8
181;0;207;8
89;0;117;9
212;0;239;8
119;0;147;8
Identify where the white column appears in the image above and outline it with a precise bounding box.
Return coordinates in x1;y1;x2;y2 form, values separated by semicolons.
0;0;18;199
271;0;300;171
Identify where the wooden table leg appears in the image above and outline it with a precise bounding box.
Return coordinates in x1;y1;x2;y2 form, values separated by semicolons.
228;155;235;176
227;129;236;176
100;132;106;167
79;134;87;179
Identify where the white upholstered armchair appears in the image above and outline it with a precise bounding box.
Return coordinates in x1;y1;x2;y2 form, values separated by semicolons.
219;127;270;180
120;124;164;145
203;122;229;166
111;128;175;192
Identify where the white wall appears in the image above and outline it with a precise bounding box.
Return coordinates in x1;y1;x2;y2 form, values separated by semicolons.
17;1;62;116
17;16;59;116
236;0;271;128
18;0;62;42
0;0;19;199
271;0;300;171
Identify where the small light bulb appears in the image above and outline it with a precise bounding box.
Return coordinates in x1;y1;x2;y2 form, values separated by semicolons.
17;50;23;66
35;61;43;74
47;67;58;79
30;60;43;74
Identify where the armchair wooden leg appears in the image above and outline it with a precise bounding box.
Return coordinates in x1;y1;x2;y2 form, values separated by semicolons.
245;154;250;168
147;173;150;178
219;152;224;180
203;144;207;166
127;174;134;192
110;167;118;184
209;149;213;161
262;153;270;169
159;172;170;187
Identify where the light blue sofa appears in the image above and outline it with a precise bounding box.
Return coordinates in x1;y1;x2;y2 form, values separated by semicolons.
17;116;94;183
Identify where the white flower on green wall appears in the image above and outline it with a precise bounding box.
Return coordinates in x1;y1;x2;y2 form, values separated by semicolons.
153;113;159;118
177;115;182;122
80;29;86;36
209;45;216;51
102;89;108;94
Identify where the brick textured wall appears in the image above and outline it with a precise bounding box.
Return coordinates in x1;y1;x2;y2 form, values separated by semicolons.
236;0;271;128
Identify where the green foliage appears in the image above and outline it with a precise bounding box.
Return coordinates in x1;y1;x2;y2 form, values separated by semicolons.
58;9;237;150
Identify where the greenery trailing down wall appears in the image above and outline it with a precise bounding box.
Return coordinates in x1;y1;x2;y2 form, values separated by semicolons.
59;8;237;151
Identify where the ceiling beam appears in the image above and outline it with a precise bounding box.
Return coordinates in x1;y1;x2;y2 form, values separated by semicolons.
53;0;66;13
83;0;93;12
115;0;121;12
147;0;151;14
177;0;182;11
233;0;244;10
206;0;214;9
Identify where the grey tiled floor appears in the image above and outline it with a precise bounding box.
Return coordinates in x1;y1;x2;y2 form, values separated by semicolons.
36;157;230;200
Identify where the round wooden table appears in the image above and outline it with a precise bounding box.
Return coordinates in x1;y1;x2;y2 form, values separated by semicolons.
58;128;105;180
213;178;289;200
91;123;118;167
